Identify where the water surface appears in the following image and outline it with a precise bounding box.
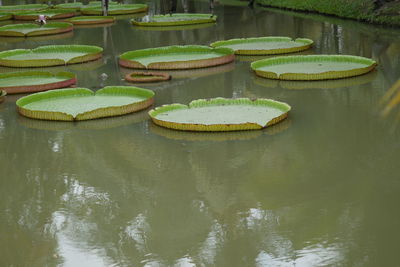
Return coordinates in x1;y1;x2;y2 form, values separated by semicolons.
1;1;400;266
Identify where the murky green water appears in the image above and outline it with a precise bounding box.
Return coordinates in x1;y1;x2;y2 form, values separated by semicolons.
1;1;400;266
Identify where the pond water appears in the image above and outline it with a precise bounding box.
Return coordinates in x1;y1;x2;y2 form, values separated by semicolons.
1;1;400;266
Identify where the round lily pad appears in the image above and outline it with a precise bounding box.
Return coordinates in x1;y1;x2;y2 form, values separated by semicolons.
0;13;12;21
119;45;235;70
251;55;377;80
13;9;76;20
125;71;171;83
17;86;155;121
54;3;84;10
0;22;73;37
0;90;6;103
133;22;215;31
66;16;115;25
210;37;313;55
149;97;291;131
0;4;48;12
0;71;76;94
131;13;216;27
81;4;148;15
0;45;103;67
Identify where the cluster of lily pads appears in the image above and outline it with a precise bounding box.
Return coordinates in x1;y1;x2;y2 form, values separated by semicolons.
0;2;378;132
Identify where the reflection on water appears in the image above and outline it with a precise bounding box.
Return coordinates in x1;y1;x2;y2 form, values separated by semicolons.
1;1;400;267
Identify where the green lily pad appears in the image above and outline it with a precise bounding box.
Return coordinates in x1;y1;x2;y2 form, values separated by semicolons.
0;45;103;67
66;16;115;25
251;55;377;80
0;13;12;21
81;4;148;15
0;22;73;37
17;86;155;121
0;90;6;103
0;71;76;94
0;4;48;12
14;9;76;20
119;45;235;69
131;13;216;26
210;37;313;55
54;2;84;10
149;97;291;131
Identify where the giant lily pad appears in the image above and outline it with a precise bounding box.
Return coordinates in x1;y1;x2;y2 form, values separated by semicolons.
149;97;291;131
119;45;235;70
66;16;115;25
210;37;313;55
0;13;12;21
251;55;377;80
54;3;84;10
131;13;216;26
13;9;76;20
0;71;76;94
16;86;155;121
0;90;6;103
0;4;48;12
0;22;73;37
0;45;103;67
81;4;148;15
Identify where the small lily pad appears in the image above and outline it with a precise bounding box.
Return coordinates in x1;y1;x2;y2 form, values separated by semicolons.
14;9;76;20
0;71;76;94
132;13;216;26
66;16;115;25
251;55;377;80
119;45;235;70
81;4;148;15
0;45;103;67
0;22;73;37
125;71;171;83
210;37;313;55
17;86;155;121
149;97;291;131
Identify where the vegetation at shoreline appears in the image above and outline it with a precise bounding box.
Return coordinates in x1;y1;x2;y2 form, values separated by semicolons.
257;0;400;26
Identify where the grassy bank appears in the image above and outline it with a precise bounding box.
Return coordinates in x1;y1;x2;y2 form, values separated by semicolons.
256;0;400;26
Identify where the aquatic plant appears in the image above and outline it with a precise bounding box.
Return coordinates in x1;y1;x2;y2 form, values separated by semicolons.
251;55;377;80
17;86;155;121
0;45;103;67
0;71;76;94
210;36;313;55
119;45;235;70
131;13;217;26
149;97;290;131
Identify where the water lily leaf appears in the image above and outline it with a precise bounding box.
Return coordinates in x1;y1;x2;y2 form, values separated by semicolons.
119;45;235;69
251;55;377;80
149;97;291;131
132;13;216;26
0;71;76;94
210;36;313;55
0;45;103;67
0;22;73;37
16;86;155;121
